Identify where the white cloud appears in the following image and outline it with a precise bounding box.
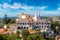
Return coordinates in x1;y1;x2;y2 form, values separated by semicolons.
40;6;60;16
38;6;48;10
58;7;60;10
10;3;37;10
0;2;48;10
10;3;20;9
57;4;60;10
1;2;60;16
3;3;11;8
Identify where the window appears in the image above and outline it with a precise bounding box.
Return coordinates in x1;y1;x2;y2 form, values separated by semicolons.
30;25;31;27
20;23;22;25
39;23;41;24
21;27;23;29
47;26;50;28
36;26;38;28
24;27;26;29
23;23;24;25
27;23;29;24
17;23;19;24
27;27;29;29
36;23;38;25
42;26;43;28
50;32;51;34
47;23;50;24
17;27;20;29
42;23;43;25
25;23;26;25
44;23;46;24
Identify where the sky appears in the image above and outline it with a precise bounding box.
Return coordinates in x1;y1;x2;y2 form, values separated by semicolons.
0;0;60;17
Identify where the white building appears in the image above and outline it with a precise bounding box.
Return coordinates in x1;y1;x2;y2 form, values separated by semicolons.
16;13;51;32
51;16;60;23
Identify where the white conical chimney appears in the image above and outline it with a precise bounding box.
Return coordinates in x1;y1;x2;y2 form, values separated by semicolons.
35;12;40;21
35;12;37;21
37;12;40;19
4;25;7;29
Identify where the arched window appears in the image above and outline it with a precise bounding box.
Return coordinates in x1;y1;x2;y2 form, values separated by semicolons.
17;26;20;29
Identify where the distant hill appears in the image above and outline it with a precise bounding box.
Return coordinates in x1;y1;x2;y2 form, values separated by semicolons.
9;17;17;19
0;17;17;23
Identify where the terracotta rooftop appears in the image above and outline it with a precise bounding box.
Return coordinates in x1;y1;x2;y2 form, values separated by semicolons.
0;28;13;34
28;30;36;34
0;28;4;34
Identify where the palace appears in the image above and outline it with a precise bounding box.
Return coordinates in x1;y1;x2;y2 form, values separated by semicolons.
15;13;51;32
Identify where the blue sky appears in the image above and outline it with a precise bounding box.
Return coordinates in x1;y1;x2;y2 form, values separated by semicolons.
0;0;60;17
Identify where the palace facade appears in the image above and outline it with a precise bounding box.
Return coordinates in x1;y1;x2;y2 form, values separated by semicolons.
16;13;51;32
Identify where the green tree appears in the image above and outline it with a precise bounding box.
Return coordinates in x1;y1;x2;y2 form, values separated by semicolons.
16;31;20;35
0;34;6;40
9;34;20;40
51;22;59;30
33;34;44;40
22;29;30;40
51;22;60;34
27;35;33;40
10;19;15;24
0;34;21;40
3;14;11;24
27;34;44;40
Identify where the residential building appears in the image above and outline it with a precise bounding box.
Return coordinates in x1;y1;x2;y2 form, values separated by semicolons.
51;16;60;23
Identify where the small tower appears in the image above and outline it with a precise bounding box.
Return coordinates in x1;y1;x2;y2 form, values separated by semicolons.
35;12;37;21
35;12;40;21
37;12;40;19
4;25;7;29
